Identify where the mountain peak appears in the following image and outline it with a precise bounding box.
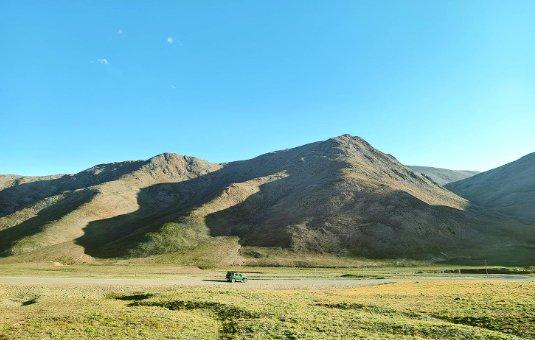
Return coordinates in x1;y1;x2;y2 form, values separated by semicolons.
148;152;185;164
1;137;533;265
142;152;221;181
331;134;367;144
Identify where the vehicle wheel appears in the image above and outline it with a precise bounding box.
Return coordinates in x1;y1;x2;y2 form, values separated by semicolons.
231;279;235;283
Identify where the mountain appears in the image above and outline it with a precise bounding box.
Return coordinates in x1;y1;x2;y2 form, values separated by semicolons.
0;154;220;262
1;135;533;265
0;174;64;191
446;152;535;222
408;166;479;185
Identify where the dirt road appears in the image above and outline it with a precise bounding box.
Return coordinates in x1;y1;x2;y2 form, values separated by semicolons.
0;274;530;289
0;275;394;288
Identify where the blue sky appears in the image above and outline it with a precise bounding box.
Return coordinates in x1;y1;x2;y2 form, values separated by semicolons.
1;1;534;175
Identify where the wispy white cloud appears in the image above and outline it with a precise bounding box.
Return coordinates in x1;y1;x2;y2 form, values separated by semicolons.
97;58;109;65
167;36;174;44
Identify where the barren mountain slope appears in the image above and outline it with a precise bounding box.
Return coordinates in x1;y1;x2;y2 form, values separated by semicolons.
446;152;535;221
0;174;64;191
0;154;220;261
408;166;479;185
196;136;531;263
1;136;533;265
74;135;532;264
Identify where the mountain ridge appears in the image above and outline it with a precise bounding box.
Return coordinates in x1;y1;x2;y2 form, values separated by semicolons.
447;152;535;221
408;166;479;185
1;135;533;265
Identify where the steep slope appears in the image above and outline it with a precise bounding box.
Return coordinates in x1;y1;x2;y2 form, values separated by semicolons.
446;152;535;221
0;162;145;216
408;166;479;185
0;154;220;262
1;136;533;265
76;135;532;264
0;174;64;191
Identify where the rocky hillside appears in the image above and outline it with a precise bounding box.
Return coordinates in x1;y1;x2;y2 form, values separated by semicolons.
0;154;220;262
447;152;535;221
408;166;479;185
1;136;533;265
0;174;64;191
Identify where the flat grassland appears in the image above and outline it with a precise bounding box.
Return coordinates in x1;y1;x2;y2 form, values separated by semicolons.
0;264;533;339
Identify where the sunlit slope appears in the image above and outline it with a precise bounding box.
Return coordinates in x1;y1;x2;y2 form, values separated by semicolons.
408;166;479;185
0;154;220;262
447;152;535;221
1;136;533;264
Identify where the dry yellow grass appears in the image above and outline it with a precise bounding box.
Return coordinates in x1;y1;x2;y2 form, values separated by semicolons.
1;275;532;339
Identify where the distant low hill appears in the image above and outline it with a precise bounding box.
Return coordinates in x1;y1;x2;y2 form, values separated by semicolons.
1;136;533;265
0;174;64;191
408;166;479;185
447;152;535;222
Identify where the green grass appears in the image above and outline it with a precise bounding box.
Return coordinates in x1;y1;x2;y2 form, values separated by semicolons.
1;279;533;339
0;261;532;279
239;246;425;268
129;216;211;257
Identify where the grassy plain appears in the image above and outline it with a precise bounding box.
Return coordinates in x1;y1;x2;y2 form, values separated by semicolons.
0;263;533;339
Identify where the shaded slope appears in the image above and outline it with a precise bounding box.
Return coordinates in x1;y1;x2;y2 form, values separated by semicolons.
0;189;97;257
0;161;145;216
1;136;534;265
0;154;220;261
446;152;535;221
0;174;64;191
408;166;479;185
77;135;533;264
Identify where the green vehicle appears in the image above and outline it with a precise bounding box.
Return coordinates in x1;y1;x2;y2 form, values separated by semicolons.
226;272;248;283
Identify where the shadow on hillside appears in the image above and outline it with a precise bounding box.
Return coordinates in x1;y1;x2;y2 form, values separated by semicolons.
0;161;146;217
76;140;348;257
73;140;535;264
73;169;503;261
78;170;534;263
75;176;217;257
0;189;97;257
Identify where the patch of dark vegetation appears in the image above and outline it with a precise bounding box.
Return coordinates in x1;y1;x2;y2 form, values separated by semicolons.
318;302;422;318
318;302;366;310
130;299;260;338
130;300;259;319
431;315;518;336
10;295;39;306
340;273;386;279
282;329;299;340
21;297;38;306
113;293;154;301
240;249;264;258
442;268;532;275
440;315;496;328
320;302;521;337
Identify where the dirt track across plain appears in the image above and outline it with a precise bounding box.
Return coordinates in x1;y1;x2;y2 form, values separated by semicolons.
0;275;394;289
0;274;531;289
